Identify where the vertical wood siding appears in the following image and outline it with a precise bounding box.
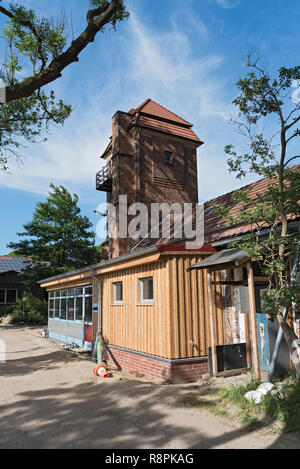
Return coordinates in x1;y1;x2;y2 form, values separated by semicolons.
167;256;225;359
100;255;225;360
101;260;171;358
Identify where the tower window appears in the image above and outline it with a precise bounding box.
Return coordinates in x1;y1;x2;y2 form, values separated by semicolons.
164;151;173;165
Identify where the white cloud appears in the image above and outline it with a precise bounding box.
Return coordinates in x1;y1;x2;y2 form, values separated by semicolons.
215;0;240;9
126;13;229;120
0;6;254;204
0;105;111;195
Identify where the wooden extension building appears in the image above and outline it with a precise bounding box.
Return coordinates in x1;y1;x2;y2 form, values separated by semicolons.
39;100;300;382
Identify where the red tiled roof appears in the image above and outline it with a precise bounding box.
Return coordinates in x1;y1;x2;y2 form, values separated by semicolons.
130;165;300;251
204;164;300;243
131;99;202;144
134;98;193;126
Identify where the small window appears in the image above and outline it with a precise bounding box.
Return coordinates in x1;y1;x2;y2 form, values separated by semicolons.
68;287;75;297
54;298;60;318
165;151;173;165
0;290;5;304
84;286;92;296
60;298;67;320
76;287;83;296
48;298;55;318
68;297;75;321
113;282;123;305
6;290;17;304
75;296;83;321
140;277;154;304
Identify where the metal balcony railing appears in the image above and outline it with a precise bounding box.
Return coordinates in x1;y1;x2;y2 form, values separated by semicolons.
96;161;112;192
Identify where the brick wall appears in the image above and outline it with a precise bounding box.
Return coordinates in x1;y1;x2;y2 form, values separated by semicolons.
104;112;199;260
102;344;209;384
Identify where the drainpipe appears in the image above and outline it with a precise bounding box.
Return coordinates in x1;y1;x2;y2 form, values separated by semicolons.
90;269;102;364
96;276;102;365
268;238;300;381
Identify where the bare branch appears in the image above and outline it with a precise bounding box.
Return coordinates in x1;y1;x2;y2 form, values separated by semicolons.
284;155;300;167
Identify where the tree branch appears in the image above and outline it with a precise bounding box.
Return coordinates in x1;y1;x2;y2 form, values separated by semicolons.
0;5;47;69
284;155;300;167
3;0;122;103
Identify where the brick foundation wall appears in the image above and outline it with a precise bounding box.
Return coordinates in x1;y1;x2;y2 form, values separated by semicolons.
102;344;209;384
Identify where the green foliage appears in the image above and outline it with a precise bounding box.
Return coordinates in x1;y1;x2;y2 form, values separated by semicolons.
89;0;129;29
0;4;72;169
219;376;260;402
0;90;72;171
0;1;129;170
219;376;300;433
222;59;300;325
7;292;48;324
7;184;99;284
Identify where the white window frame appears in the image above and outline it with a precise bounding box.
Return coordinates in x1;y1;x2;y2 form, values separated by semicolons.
139;277;154;305
113;281;123;305
0;289;18;305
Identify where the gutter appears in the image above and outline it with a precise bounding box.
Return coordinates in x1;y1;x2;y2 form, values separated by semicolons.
38;246;159;284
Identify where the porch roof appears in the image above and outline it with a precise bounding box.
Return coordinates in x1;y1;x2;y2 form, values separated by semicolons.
188;248;250;271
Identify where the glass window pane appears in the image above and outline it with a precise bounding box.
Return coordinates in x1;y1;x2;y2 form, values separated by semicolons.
54;299;60;318
76;287;83;296
60;298;67;320
55;290;61;299
68;298;75;321
84;296;92;322
49;291;54;299
113;282;123;303
49;299;54;318
85;286;92;296
68;288;75;297
141;278;153;302
165;151;173;165
0;290;5;304
6;290;17;304
61;289;68;297
75;297;83;321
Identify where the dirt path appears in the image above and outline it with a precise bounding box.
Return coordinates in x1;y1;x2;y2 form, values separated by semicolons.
0;325;299;449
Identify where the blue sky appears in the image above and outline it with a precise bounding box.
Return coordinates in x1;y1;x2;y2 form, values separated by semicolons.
0;0;299;253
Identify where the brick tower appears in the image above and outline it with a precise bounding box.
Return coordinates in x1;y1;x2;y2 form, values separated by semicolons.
96;99;203;259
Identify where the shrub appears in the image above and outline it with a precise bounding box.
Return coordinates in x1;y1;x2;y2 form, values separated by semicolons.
219;375;300;433
9;292;48;324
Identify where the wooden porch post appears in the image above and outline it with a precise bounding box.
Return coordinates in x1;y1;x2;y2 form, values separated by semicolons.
207;269;218;376
247;261;261;381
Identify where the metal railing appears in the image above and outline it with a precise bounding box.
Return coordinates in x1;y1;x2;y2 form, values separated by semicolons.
96;161;112;188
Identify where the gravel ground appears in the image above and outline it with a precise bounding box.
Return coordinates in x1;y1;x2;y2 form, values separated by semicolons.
0;325;300;449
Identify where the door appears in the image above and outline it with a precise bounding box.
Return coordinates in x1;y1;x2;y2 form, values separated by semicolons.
256;312;271;371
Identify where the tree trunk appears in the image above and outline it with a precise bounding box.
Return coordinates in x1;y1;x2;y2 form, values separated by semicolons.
277;314;300;377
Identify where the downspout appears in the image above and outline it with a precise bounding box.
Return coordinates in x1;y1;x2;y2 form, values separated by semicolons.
268;237;300;381
91;269;102;365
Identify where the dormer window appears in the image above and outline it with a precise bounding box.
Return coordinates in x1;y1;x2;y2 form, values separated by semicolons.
164;151;173;165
